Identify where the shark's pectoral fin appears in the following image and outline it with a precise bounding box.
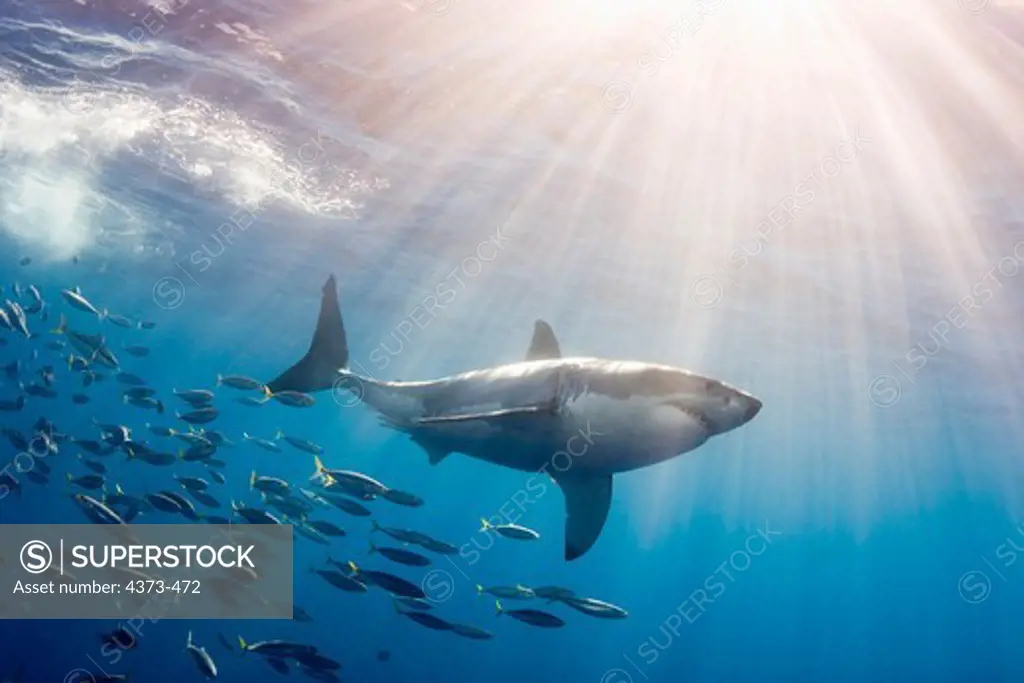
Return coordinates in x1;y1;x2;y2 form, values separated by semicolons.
414;405;554;426
427;450;449;465
556;474;612;561
411;436;450;465
267;275;350;394
526;320;562;361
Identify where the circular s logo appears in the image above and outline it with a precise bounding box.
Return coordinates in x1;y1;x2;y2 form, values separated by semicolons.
21;540;53;574
152;277;185;310
958;570;992;604
868;375;901;408
421;569;454;603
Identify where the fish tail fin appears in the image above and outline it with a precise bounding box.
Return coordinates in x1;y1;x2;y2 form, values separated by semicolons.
266;274;349;394
475;584;484;596
237;636;247;652
274;429;284;440
249;470;256;490
495;600;503;615
156;400;164;415
479;517;491;531
347;560;358;574
99;308;108;321
242;432;252;441
186;630;192;648
65;472;72;486
371;520;381;533
50;314;66;335
215;374;223;387
368;540;376;555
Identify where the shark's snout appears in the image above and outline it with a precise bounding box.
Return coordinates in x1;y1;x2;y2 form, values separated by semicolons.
744;396;763;422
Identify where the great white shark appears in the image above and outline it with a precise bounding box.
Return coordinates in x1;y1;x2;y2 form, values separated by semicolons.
267;275;762;560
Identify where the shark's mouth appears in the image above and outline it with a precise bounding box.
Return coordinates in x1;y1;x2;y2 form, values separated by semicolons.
670;403;717;437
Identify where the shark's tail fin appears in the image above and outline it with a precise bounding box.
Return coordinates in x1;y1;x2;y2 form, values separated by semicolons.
266;274;349;394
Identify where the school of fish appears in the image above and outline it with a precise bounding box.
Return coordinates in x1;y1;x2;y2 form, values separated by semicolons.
0;266;629;681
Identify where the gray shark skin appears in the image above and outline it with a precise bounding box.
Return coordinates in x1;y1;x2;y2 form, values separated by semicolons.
267;275;762;561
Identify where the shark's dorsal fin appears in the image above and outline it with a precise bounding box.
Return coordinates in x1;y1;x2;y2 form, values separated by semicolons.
556;474;612;561
267;275;349;394
526;320;561;361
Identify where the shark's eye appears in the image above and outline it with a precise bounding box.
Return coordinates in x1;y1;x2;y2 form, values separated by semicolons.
705;380;733;405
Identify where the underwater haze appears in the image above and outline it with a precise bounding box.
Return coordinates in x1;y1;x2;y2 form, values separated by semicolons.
2;0;1024;681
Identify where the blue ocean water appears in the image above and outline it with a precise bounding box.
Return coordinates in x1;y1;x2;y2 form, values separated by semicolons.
2;0;1024;680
